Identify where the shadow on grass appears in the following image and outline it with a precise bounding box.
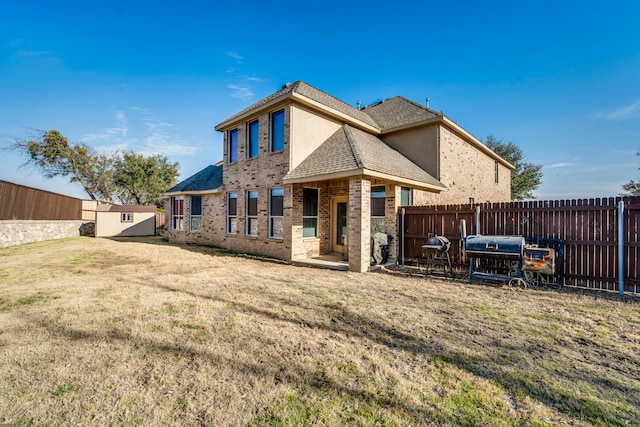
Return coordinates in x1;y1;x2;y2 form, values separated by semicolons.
151;281;639;425
22;240;640;425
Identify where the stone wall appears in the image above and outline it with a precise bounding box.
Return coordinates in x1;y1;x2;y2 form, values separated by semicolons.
0;220;92;248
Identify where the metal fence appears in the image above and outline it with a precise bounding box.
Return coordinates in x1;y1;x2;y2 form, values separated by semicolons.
400;197;640;294
0;180;83;220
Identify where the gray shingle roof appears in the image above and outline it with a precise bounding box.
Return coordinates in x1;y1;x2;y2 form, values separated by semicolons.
165;163;223;194
361;96;442;131
215;81;379;130
284;125;445;189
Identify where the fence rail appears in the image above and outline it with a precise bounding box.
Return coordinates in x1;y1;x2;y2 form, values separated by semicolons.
400;197;640;294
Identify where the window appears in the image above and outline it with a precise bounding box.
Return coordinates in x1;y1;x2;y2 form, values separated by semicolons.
171;196;184;231
269;187;284;239
227;193;237;234
302;188;318;238
190;196;202;232
121;212;133;222
270;109;284;152
400;186;412;206
248;120;259;159
228;129;238;163
371;185;385;233
494;161;499;183
247;190;258;236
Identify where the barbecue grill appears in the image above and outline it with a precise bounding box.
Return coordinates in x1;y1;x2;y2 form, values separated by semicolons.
465;235;525;283
421;235;453;276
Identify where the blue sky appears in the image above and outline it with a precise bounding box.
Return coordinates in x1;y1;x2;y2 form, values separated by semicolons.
1;0;639;200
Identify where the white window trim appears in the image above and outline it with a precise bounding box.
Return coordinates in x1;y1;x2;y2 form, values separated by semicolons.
269;187;284;240
246;190;258;237
227;192;237;235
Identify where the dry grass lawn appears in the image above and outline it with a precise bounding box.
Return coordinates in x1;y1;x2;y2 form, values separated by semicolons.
0;236;639;426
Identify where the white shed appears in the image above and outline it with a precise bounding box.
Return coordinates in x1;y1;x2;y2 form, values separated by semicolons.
95;204;157;237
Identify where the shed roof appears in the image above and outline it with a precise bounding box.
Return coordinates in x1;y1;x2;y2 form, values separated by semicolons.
96;204;157;213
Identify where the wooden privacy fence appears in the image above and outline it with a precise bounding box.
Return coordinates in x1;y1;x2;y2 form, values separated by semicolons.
400;197;640;294
0;180;83;220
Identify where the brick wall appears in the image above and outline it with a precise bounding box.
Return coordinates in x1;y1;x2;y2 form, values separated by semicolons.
413;126;511;205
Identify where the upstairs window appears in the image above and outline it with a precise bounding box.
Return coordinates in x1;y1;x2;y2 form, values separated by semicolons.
227;193;237;234
269;187;284;239
171;196;184;231
190;195;202;232
228;129;238;163
494;161;499;183
247;190;258;236
248;120;259;159
302;188;318;238
270;109;284;152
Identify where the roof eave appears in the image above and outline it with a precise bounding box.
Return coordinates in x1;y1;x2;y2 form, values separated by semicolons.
380;116;444;134
291;93;380;134
162;186;224;198
283;169;445;192
214;93;292;131
214;91;380;134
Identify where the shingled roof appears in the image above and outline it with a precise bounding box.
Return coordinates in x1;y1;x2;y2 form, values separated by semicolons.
284;125;445;190
215;81;379;130
362;96;442;131
164;163;223;195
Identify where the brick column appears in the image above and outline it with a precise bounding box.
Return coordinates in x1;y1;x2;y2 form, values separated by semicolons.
348;178;371;272
387;185;400;263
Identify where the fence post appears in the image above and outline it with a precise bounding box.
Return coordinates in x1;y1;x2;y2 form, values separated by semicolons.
618;200;625;295
401;208;405;267
475;205;481;235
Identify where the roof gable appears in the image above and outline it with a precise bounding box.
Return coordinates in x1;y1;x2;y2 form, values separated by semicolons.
284;125;445;190
215;81;378;131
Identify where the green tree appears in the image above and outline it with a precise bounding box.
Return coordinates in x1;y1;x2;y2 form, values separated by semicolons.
10;129;115;201
621;151;640;196
485;135;543;200
113;151;179;208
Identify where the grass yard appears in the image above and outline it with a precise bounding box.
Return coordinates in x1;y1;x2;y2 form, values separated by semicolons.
0;236;639;426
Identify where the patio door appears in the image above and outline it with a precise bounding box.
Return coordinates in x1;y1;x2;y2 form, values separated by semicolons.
332;197;348;253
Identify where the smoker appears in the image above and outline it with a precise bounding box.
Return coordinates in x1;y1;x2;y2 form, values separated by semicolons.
465;235;526;283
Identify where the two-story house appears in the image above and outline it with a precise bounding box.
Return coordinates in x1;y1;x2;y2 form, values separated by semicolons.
163;81;513;272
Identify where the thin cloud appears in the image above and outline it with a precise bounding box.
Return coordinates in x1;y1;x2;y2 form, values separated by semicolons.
545;162;574;169
83;106;199;157
143;135;198;156
590;100;640;120
226;52;244;63
227;84;255;101
14;49;55;58
83;110;129;146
